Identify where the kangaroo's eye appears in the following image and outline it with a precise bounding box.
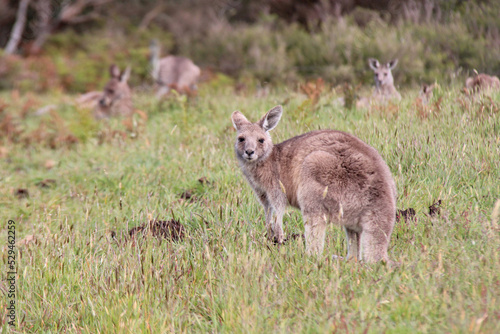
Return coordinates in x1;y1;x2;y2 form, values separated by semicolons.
238;137;245;142
258;138;265;144
107;89;115;94
384;73;388;77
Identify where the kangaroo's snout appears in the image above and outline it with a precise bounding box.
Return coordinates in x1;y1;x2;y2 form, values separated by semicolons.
374;70;390;85
245;150;254;155
242;142;257;160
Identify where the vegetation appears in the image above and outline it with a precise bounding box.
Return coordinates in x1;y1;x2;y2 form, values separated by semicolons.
1;1;500;91
1;81;499;332
1;0;500;332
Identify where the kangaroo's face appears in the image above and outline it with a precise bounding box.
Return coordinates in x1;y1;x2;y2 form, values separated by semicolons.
369;58;397;88
231;106;283;163
99;65;131;109
234;123;272;162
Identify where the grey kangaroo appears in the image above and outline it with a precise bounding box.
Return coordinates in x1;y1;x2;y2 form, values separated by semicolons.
94;64;134;119
149;40;201;97
368;58;401;102
357;58;401;108
465;73;500;93
232;106;397;262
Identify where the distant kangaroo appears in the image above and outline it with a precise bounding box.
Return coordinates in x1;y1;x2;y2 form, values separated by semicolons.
149;40;201;97
465;73;500;93
368;58;401;102
231;105;397;262
94;64;134;119
356;58;401;108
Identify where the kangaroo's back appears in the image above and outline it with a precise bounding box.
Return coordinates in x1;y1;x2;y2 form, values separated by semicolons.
150;40;200;95
275;130;396;211
157;56;200;89
465;73;500;93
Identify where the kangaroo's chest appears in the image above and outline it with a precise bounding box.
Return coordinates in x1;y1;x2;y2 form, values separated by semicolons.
243;167;272;192
241;162;299;207
375;85;398;98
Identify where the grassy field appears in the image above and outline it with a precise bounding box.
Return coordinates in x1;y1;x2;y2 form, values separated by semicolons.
1;83;500;333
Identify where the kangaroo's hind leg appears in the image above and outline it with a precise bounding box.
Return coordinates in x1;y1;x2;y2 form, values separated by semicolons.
298;151;338;256
303;214;327;256
359;210;394;263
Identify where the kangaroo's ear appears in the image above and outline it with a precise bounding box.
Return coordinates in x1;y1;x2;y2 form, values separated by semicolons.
110;64;120;79
259;105;283;132
368;58;380;70
388;59;398;70
121;66;131;83
232;111;250;130
422;83;435;93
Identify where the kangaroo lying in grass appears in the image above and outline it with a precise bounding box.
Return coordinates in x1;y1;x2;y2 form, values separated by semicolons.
35;65;134;118
94;64;134;119
232;105;397;262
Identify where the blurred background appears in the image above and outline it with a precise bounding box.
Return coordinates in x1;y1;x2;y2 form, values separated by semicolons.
1;0;499;93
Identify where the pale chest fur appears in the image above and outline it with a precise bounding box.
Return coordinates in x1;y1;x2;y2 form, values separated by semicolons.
374;85;401;101
239;160;275;194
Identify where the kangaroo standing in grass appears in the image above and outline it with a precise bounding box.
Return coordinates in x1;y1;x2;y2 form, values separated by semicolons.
231;106;397;262
356;58;401;108
369;58;401;102
149;40;201;97
94;64;134;119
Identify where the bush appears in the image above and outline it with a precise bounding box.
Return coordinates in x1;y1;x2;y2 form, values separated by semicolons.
42;24;174;92
2;1;500;92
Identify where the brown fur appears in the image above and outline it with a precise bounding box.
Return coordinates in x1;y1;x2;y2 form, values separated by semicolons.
150;40;201;97
465;73;500;93
75;91;103;110
94;65;134;119
232;106;397;262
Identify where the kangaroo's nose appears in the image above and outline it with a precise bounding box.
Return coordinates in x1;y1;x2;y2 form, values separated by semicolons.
99;98;106;106
245;150;254;156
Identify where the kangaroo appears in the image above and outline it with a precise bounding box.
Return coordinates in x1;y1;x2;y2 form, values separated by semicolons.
368;58;401;102
231;105;397;262
94;64;134;119
418;83;435;105
356;58;401;108
149;40;201;98
465;73;500;93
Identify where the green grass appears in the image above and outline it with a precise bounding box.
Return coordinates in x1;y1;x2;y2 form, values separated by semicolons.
1;84;500;333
